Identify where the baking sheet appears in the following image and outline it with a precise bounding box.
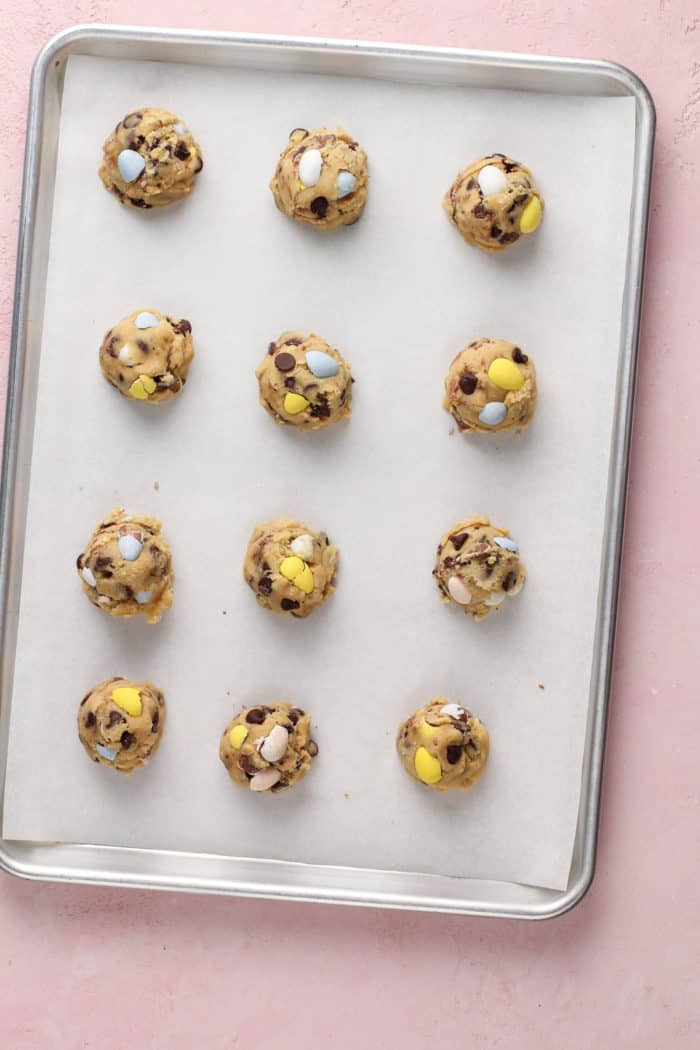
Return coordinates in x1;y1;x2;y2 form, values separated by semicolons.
1;54;636;891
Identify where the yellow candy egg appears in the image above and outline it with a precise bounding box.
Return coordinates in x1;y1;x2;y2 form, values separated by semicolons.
284;392;310;415
414;746;442;785
294;565;314;594
280;556;305;581
111;686;143;717
488;358;524;392
519;195;542;234
229;724;249;749
128;374;157;400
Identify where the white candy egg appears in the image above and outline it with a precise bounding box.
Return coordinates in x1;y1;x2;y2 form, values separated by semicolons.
448;576;472;605
291;534;314;561
477;164;509;196
250;767;282;792
298;149;323;187
440;703;466;719
135;590;153;604
134;312;159;329
259;725;289;763
118;344;137;366
80;566;96;588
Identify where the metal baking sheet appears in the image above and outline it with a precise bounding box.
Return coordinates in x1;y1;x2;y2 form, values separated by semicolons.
0;25;654;917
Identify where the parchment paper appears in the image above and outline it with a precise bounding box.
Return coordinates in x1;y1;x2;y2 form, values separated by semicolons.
1;54;636;890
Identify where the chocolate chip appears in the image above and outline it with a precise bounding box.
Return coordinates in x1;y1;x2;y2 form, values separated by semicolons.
120;731;133;749
491;224;502;238
287;709;299;725
499;232;519;245
308;740;319;757
446;744;462;764
281;598;300;611
174;141;190;160
268;342;276;355
472;202;490;219
123;112;142;128
84;711;96;728
503;571;517;592
172;319;191;335
152;710;159;732
459;372;478;395
290;127;308;138
512;347;528;364
95;557;112;569
76;554;84;570
503;159;518;172
284;377;296;389
310;196;329;218
451;532;468;551
466;177;478;190
274;352;296;372
194;154;203;173
118;372;124;382
285;338;302;346
258;576;272;595
291;707;305;719
108;710;125;727
246;708;265;724
130;198;152;209
136;339;148;354
309;400;331;419
443;557;454;569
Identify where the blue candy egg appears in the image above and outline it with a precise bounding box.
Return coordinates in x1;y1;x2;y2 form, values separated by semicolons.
95;743;118;762
118;534;143;561
117;149;146;184
478;401;507;426
305;350;339;378
493;535;519;554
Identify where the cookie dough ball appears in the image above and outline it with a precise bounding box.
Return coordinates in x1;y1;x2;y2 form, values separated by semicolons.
270;127;368;230
434;515;526;620
396;698;489;792
77;507;173;624
99;107;203;209
78;677;165;774
220;701;318;794
99;309;194;403
444;338;537;433
243;517;338;618
443;153;543;252
257;332;353;430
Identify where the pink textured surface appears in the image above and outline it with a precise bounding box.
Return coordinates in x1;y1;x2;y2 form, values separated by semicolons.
0;2;698;1047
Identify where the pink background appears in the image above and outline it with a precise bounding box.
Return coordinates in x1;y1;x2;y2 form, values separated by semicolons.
0;3;698;1047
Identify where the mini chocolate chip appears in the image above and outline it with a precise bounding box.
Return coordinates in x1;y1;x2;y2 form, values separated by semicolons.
268;342;276;355
174;141;190;160
281;598;300;611
291;707;305;718
246;708;265;724
194;155;203;173
152;709;159;732
284;377;296;389
84;711;96;728
274;352;296;372
285;338;302;346
443;557;454;569
130;199;152;209
503;571;517;592
123;112;142;128
459;372;478;395
95;557;112;569
310;400;331;419
172;319;191;335
308;740;319;757
118;372;124;382
512;347;529;364
503;159;518;172
108;710;125;727
120;731;133;749
76;554;84;570
310;196;329;218
472;202;490;219
137;339;148;353
466;177;478;190
491;224;502;238
446;744;462;764
451;532;468;551
258;576;273;595
287;709;299;725
499;232;519;245
122;585;134;600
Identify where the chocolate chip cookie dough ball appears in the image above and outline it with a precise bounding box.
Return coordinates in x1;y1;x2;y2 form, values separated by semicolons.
443;153;543;252
99;309;194;402
99;107;203;209
78;677;165;774
444;338;537;433
257;332;353;430
434;516;526;620
243;518;338;618
396;698;489;792
270;127;368;230
77;507;173;624
220;702;318;793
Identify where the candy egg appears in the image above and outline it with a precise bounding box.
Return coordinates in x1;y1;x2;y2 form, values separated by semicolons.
488;358;524;391
478;402;507;427
135;589;153;604
448;576;472;605
294;565;314;594
291;534;314;561
134;311;160;330
111;686;143;717
493;535;519;554
477;164;509;197
118;344;137;366
283;392;309;415
280;556;305;581
250;767;282;792
117;149;146;183
260;725;289;763
519;195;542;234
129;375;157;400
95;743;118;762
298;149;323;187
440;703;466;719
507;576;524;597
414;746;442;785
305;350;339;378
337;170;356;198
118;534;143;561
229;724;249;749
80;566;96;588
484;592;506;607
173;123;186;135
